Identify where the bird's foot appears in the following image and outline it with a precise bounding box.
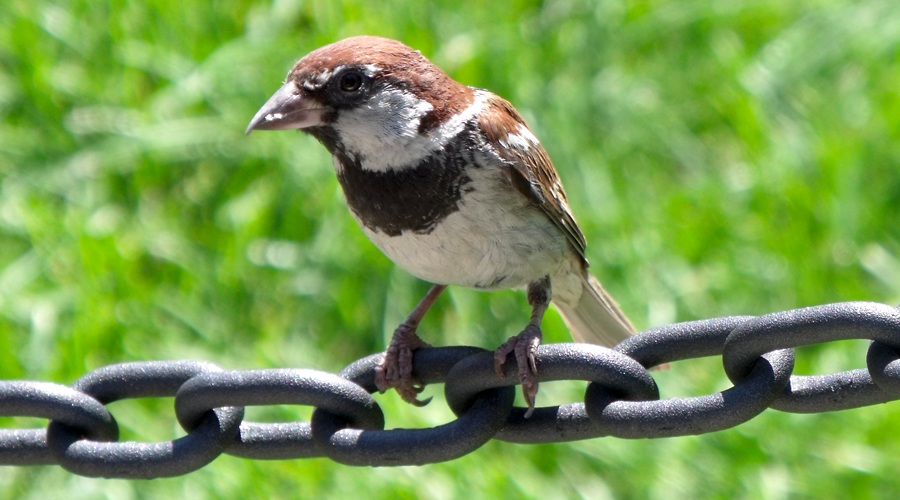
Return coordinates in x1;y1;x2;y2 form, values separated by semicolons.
375;322;433;406
494;323;542;418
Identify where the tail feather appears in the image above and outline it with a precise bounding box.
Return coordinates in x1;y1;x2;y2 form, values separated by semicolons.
554;272;635;347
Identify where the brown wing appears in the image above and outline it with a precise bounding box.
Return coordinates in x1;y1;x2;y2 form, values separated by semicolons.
477;93;588;265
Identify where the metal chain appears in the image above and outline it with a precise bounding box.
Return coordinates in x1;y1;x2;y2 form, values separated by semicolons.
2;301;899;477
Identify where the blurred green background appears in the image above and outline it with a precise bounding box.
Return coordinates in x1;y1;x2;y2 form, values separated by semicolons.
2;0;900;498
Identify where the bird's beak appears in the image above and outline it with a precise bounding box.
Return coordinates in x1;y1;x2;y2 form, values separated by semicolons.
245;81;328;135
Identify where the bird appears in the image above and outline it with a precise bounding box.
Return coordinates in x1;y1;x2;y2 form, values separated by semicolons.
246;36;636;416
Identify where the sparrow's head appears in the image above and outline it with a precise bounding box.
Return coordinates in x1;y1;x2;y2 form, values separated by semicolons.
246;36;477;170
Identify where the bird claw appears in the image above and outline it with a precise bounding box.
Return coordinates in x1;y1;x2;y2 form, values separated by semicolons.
494;323;542;418
375;322;433;406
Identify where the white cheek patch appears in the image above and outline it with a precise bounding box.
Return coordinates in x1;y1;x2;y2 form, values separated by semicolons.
334;88;433;171
335;88;490;173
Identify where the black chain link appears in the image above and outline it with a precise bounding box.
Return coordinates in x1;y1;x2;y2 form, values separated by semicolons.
2;301;899;477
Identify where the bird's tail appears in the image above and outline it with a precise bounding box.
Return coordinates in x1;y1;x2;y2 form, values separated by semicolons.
554;272;635;347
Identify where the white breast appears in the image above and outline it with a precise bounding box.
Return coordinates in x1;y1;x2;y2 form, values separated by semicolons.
356;159;570;290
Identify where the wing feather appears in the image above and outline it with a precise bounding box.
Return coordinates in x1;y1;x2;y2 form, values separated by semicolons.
476;94;588;265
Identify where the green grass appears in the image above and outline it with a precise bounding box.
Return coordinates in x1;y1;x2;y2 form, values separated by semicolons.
2;0;900;498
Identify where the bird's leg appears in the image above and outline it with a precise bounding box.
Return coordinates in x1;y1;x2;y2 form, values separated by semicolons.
375;283;447;406
494;277;550;418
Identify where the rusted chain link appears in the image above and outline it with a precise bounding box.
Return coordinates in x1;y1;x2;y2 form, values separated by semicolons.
1;301;899;477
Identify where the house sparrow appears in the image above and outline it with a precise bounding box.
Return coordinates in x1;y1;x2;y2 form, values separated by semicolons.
246;36;636;416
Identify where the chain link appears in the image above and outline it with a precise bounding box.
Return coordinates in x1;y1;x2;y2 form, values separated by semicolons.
1;301;899;477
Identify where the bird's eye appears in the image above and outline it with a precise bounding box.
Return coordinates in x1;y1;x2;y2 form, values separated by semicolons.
339;71;363;92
